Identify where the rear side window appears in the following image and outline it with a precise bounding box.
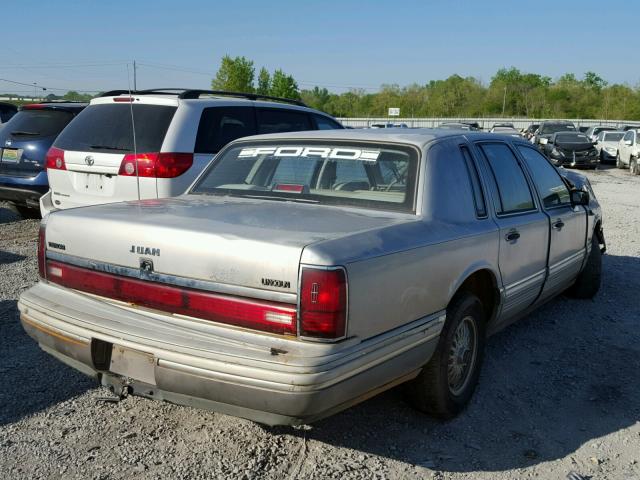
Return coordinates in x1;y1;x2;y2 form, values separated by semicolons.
195;107;256;154
314;114;343;130
460;146;487;217
479;143;535;215
0;106;17;123
54;104;176;153
3;110;73;138
257;109;312;134
517;146;570;208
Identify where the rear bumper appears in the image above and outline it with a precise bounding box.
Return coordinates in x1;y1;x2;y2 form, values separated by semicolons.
0;174;48;207
18;282;443;425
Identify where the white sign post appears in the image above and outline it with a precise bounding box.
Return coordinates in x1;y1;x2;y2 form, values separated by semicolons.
388;107;400;117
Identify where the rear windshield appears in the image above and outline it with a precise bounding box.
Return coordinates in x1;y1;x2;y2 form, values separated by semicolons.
556;133;590;143
540;123;576;134
54;104;176;153
3;109;73;138
191;142;419;213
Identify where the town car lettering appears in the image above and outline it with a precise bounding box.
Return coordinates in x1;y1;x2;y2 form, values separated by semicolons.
238;146;380;162
129;245;161;256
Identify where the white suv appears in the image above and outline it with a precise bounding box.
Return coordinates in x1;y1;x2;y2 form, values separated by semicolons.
41;89;343;216
616;128;640;173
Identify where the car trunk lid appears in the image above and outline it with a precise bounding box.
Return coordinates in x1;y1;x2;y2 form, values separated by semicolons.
43;195;407;295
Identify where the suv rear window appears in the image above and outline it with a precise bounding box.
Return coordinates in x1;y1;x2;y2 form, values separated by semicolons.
192;141;418;213
54;104;176;153
3;109;73;138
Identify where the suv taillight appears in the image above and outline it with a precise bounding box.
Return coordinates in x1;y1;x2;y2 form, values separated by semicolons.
45;147;66;171
299;267;347;340
37;225;46;279
118;153;193;178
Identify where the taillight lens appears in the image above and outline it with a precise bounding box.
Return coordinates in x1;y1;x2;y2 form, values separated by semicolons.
45;147;66;171
45;260;297;335
118;153;193;178
300;267;347;340
37;225;46;279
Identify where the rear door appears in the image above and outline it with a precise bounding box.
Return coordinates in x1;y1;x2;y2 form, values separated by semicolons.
517;145;587;299
49;102;176;210
474;142;549;322
620;130;633;163
190;106;257;193
0;108;74;178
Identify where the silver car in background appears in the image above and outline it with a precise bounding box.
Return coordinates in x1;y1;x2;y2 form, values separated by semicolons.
19;129;605;425
594;130;624;163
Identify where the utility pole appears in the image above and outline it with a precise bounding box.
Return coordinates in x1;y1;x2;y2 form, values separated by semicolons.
133;60;137;91
502;86;507;117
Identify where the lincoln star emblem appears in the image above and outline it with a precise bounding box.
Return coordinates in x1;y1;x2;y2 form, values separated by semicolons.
85;155;95;166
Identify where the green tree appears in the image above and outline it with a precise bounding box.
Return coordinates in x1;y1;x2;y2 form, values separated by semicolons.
270;69;300;100
63;91;93;101
257;67;271;96
211;55;255;93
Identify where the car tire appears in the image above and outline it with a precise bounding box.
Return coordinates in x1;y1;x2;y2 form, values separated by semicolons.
567;233;602;299
616;153;624;169
630;157;639;175
7;203;41;219
405;292;485;419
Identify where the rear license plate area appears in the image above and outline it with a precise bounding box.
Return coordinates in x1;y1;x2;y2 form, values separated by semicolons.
1;148;22;163
110;345;157;385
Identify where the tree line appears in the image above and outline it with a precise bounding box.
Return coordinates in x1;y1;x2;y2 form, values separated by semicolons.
209;56;640;120
19;56;640;120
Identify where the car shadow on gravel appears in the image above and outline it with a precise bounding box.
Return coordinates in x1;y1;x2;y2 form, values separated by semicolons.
271;253;640;473
0;205;21;224
0;251;26;265
0;300;94;426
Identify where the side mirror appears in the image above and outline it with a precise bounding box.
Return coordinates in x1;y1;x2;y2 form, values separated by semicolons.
570;189;589;206
625;140;633;146
539;137;548;145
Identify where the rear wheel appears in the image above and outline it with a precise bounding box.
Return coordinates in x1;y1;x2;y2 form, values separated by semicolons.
7;203;40;219
567;233;602;299
405;292;485;418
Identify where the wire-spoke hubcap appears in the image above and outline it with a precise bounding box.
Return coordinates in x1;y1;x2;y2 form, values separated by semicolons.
447;316;478;396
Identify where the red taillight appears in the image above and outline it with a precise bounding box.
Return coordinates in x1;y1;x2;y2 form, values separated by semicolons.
113;97;135;103
118;153;193;178
23;103;46;110
300;267;347;340
45;147;66;171
37;226;46;279
45;260;297;335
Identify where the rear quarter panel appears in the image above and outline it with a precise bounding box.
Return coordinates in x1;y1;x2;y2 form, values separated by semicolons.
302;138;501;340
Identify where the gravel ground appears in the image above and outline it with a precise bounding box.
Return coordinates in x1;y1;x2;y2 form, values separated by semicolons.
0;166;639;480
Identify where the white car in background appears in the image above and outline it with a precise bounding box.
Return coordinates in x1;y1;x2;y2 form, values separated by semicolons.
616;129;640;174
489;125;521;137
594;130;623;163
41;89;343;216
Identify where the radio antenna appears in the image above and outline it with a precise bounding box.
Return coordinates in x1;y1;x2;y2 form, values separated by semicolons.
126;62;140;201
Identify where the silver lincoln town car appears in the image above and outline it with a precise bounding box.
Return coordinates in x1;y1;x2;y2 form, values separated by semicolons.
18;129;605;425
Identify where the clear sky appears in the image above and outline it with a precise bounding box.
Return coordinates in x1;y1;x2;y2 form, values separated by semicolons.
3;0;637;95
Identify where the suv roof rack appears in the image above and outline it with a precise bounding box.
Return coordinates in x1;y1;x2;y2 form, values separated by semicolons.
97;88;307;107
177;89;307;107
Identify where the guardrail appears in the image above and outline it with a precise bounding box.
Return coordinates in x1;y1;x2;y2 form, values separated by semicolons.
338;117;640;129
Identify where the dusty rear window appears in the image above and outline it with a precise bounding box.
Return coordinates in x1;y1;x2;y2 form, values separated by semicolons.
192;142;419;213
54;104;176;154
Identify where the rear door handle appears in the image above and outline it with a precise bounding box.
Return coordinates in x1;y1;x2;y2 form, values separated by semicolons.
505;231;520;242
552;220;565;230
